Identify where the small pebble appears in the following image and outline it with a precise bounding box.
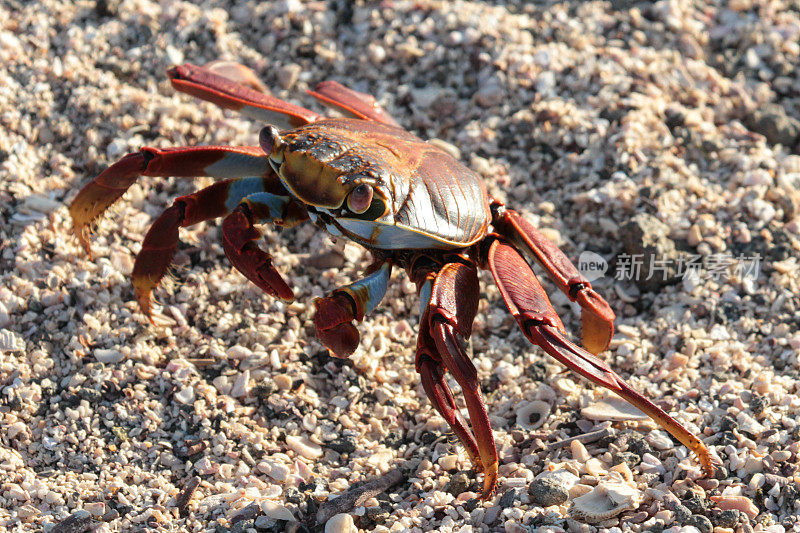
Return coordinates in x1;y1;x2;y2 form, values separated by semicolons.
278;64;301;89
483;505;501;524
710;495;759;520
474;81;504;107
581;397;648;421
285;435;323;459
261;501;295;522
685;514;713;533
17;505;39;519
437;454;459;471
714;509;741;528
528;477;569;507
50;510;92;533
274;374;293;391
175;387;195;405
445;472;471;496
499;488;519;508
324;513;355;533
230;370;250;398
84;502;105;517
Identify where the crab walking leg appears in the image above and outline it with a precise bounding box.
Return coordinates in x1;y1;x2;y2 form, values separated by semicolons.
201;61;268;92
222;192;313;301
313;261;392;358
416;337;482;468
413;262;499;499
484;240;716;476
168;63;322;129
492;204;615;354
70;145;271;253
414;272;484;474
307;81;401;127
133;177;308;318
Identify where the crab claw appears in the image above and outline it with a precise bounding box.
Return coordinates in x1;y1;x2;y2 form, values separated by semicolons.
573;284;616;355
314;293;360;358
221;205;293;301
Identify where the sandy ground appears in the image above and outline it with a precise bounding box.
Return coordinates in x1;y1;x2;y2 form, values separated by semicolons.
1;0;800;532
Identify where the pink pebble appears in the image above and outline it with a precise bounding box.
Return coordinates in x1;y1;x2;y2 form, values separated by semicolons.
710;494;759;519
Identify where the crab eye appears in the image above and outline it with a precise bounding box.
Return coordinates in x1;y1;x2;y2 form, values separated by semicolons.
347;184;373;214
259;126;282;154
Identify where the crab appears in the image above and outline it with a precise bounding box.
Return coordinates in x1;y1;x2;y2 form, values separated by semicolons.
70;62;715;498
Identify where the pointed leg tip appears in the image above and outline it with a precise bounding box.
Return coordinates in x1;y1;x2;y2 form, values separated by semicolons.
708;455;724;479
134;288;155;324
697;445;721;478
73;225;94;258
478;463;498;500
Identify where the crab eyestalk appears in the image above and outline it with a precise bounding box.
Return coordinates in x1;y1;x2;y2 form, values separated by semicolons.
259;125;284;158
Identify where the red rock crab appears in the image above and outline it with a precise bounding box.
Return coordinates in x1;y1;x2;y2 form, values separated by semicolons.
70;62;715;498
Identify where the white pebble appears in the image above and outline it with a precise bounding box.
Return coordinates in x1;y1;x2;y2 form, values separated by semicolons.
262;500;295;522
94;348;124;364
571;440;592;462
17;505;38;519
85;501;105;517
212;375;232;396
646;430;675;450
106;139;128;158
6;421;26;439
258;460;290;483
175;386;195;404
581;397;647;421
0;329;24;353
438;454;459;471
230;370;250;398
165;45;183;65
285;435;323;459
24;194;61;213
6;483;28;500
325;513;355;533
535;71;557;96
226;345;253;360
194;457;218;475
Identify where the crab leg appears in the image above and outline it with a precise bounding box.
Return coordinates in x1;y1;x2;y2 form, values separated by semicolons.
314;261;392;358
307;81;400;127
222;191;313;301
413;261;498;499
133;177;307;318
70;145;271;252
168;63;322;129
416;353;482;463
492;204;615;354
484;239;716;476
